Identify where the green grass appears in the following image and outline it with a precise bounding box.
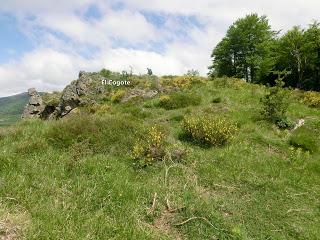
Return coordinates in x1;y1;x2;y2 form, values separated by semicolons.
0;78;320;239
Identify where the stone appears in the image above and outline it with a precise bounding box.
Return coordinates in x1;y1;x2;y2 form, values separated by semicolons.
58;71;106;117
21;88;46;119
121;89;158;103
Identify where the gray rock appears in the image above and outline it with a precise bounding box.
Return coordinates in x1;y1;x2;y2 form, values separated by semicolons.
121;89;158;103
59;71;105;116
21;88;45;119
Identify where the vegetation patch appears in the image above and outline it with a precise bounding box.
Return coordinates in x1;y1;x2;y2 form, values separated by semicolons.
181;115;238;146
46;114;142;155
157;92;201;110
132;125;167;167
261;80;292;129
289;126;318;153
303;91;320;108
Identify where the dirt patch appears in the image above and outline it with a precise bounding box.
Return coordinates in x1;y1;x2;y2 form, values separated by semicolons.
0;205;30;240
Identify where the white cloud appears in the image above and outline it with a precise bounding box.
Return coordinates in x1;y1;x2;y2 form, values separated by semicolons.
0;0;320;96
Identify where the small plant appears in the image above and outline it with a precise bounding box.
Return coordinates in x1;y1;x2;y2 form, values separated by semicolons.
261;79;290;128
111;89;126;103
212;96;222;103
289;126;318;153
157;92;201;110
132;125;167;167
181;115;238;146
303;91;320;108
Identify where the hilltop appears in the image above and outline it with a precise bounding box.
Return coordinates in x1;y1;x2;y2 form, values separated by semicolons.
0;93;29;127
0;71;320;239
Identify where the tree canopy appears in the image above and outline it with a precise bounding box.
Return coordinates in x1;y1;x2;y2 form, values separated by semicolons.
209;14;320;90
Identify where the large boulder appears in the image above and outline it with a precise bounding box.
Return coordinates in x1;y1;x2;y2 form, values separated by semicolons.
21;88;45;119
58;71;106;116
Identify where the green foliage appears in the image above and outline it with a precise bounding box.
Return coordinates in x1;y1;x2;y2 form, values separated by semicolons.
212;96;222;103
111;89;126;103
157;92;201;110
303;91;320;108
261;79;291;128
289;126;318;153
46;114;142;155
181;115;238;146
100;68;112;78
42;91;61;107
131;125;167;167
160;75;205;89
209;14;275;82
210;16;320;91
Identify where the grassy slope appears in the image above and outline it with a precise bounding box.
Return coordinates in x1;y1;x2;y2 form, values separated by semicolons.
0;93;28;127
0;79;319;239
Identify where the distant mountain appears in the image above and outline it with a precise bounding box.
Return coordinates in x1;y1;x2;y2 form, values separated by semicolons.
0;92;29;127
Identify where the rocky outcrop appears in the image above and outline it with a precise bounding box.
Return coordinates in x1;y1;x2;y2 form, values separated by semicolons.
58;71;105;116
121;89;158;103
21;88;45;119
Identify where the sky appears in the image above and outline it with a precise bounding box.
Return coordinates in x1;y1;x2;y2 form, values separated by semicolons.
0;0;320;97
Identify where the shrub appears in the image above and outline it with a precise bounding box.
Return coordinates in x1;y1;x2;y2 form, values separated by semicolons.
303;91;320;108
261;80;290;128
46;114;142;155
212;96;222;103
132;125;167;167
111;89;126;103
157;92;201;110
160;75;205;89
289;126;318;153
181;115;238;146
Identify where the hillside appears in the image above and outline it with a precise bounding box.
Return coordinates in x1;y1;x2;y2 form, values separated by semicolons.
0;93;28;127
0;74;320;239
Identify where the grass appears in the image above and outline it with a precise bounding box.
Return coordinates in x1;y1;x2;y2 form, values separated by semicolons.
0;77;320;239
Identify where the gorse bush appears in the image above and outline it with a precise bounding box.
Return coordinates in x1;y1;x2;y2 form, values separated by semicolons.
182;115;238;146
261;80;291;128
157;92;201;110
289;126;318;153
160;75;205;89
132;125;167;167
303;91;320;108
111;89;126;103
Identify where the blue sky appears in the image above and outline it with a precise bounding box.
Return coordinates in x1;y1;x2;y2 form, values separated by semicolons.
0;0;319;97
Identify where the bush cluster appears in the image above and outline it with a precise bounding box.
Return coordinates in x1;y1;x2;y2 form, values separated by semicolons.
132;125;167;167
111;89;126;103
157;92;201;110
160;75;205;89
303;91;320;108
181;115;237;146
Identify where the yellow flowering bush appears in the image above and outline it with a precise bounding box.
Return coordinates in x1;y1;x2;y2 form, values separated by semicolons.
132;125;167;167
160;75;205;89
182;115;238;146
111;89;126;103
303;91;320;108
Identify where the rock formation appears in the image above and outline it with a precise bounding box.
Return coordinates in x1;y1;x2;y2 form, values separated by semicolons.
57;71;105;116
21;88;45;119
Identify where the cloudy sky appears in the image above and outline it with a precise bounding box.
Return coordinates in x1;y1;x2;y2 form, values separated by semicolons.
0;0;319;97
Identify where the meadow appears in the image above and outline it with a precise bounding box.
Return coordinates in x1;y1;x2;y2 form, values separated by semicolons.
0;76;319;239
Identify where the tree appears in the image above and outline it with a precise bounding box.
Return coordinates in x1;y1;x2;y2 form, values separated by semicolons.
275;26;307;88
209;14;275;82
304;22;320;90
